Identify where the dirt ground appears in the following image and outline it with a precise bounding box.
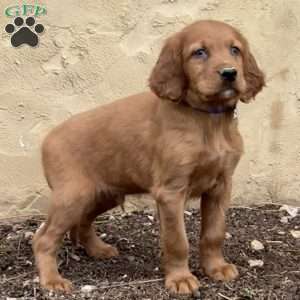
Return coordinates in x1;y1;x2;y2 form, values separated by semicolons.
0;204;299;300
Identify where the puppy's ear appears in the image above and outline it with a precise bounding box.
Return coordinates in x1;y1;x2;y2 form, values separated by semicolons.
240;46;265;103
149;34;186;101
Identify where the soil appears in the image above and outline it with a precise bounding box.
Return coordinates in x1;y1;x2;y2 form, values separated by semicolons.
0;204;299;300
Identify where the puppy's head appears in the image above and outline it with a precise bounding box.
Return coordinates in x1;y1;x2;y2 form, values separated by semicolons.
149;20;265;105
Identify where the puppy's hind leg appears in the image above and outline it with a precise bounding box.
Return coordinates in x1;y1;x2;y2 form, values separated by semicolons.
33;183;95;292
71;191;123;259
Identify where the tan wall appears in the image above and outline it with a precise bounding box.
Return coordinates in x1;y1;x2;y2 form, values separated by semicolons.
0;0;299;218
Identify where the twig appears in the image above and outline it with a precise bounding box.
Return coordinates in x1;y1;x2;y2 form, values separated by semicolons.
97;278;163;289
66;247;69;266
17;237;22;258
264;270;300;277
94;220;110;225
218;292;233;300
224;283;234;291
0;271;35;283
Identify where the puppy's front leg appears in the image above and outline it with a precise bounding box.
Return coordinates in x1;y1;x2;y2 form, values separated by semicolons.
155;189;200;295
200;177;239;281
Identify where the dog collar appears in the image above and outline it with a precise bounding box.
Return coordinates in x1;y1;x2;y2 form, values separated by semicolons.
180;99;238;118
194;105;236;115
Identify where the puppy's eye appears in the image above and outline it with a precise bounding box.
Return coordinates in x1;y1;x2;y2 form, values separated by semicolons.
192;48;208;59
230;46;240;56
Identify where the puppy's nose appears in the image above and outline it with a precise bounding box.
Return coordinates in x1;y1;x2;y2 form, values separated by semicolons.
219;67;237;82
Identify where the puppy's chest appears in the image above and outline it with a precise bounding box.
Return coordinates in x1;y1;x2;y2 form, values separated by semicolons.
188;143;240;195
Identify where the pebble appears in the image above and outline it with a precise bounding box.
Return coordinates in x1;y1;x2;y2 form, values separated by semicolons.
290;230;300;239
225;232;232;239
24;231;34;240
184;210;192;216
248;259;264;267
12;224;22;232
251;240;264;251
127;255;135;262
147;215;154;221
280;216;289;224
6;233;17;241
100;233;107;239
280;205;298;218
70;253;81;261
23;279;31;286
81;285;97;293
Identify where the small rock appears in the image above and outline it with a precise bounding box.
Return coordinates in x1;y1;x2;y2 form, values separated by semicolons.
109;215;115;221
147;215;154;221
127;256;135;262
81;285;97;293
280;205;298;218
33;276;40;283
23;279;31;286
70;253;80;261
122;274;128;279
248;259;264;267
24;231;34;240
25;260;32;266
290;230;300;239
12;224;22;231
278;231;285;235
251;240;264;251
100;233;107;239
225;232;232;239
184;210;192;216
6;233;17;241
154;267;159;271
280;216;289;224
48;291;54;297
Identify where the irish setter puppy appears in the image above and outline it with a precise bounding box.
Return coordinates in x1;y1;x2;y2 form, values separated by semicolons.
33;20;265;295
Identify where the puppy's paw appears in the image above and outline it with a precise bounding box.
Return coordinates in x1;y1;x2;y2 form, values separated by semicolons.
165;271;200;295
87;244;119;259
41;275;73;293
205;263;239;281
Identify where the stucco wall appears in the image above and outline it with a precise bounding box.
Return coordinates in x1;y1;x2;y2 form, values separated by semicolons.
0;0;299;218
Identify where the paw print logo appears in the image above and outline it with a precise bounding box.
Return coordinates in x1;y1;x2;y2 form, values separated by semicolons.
5;17;44;47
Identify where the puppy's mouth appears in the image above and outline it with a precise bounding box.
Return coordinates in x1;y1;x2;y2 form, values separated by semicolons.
218;88;238;100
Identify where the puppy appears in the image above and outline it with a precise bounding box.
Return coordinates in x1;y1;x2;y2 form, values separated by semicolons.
33;20;265;295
